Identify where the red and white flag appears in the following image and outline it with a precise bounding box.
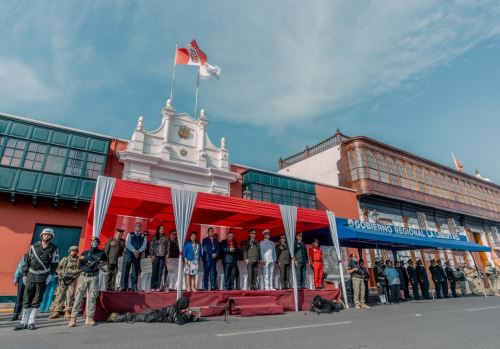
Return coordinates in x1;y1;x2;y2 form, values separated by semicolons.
451;153;464;172
175;40;208;66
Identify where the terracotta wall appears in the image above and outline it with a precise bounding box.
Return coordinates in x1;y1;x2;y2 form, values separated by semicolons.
315;183;359;220
104;139;127;179
229;164;246;198
0;196;88;296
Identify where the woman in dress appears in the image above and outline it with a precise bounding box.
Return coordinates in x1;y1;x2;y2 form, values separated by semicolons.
182;232;202;292
149;225;170;291
308;239;324;289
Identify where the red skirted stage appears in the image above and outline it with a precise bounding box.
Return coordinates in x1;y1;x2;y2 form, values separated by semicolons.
94;289;340;321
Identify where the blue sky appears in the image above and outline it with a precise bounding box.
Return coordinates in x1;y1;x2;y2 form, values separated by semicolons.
1;1;499;182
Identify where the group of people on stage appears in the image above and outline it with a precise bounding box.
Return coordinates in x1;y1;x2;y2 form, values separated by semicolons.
348;253;499;309
181;228;326;291
12;223;328;330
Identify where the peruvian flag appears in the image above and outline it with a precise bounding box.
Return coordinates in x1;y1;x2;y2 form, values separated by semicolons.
175;40;208;66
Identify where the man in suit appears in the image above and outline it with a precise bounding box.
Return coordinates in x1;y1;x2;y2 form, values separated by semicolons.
437;259;449;298
406;259;420;300
202;227;220;291
429;259;443;298
416;259;430;299
120;222;147;292
242;229;260;290
294;232;308;289
444;261;458;297
221;232;239;290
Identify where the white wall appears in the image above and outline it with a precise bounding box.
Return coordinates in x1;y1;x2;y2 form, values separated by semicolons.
278;145;341;186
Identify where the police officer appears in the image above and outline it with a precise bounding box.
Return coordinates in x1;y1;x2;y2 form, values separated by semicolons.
276;235;291;289
14;228;59;331
49;246;80;319
104;228;125;291
429;259;443;298
437;259;449;298
294;232;308;289
348;254;368;309
242;229;260;290
416;259;430;299
374;259;389;304
68;237;107;327
444;261;458;297
406;259;420;300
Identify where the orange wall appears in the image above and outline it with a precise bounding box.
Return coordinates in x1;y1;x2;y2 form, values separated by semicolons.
315;183;359;220
104;139;127;179
229;164;246;198
0;196;88;296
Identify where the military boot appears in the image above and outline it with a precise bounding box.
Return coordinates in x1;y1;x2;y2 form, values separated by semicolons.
68;317;77;327
48;312;60;319
86;317;96;326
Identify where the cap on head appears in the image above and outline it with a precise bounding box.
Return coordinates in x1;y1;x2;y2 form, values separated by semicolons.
68;246;79;252
263;229;271;236
40;228;54;238
249;229;256;235
116;229;125;233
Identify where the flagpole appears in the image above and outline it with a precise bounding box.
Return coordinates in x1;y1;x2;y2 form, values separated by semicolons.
194;70;200;117
169;41;178;103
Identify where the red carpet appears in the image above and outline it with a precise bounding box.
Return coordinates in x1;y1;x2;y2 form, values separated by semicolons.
94;289;340;321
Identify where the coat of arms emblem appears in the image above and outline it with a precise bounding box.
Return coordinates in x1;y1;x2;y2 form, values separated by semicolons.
180;148;188;157
178;126;191;139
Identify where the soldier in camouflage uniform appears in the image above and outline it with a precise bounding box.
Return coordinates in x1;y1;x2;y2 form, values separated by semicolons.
48;246;81;319
68;237;107;327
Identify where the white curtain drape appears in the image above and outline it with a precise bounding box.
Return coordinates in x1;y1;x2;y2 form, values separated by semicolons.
326;210;349;308
279;204;298;311
92;176;116;238
171;188;198;299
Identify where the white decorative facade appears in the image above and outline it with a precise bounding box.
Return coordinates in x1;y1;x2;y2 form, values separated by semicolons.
118;100;238;195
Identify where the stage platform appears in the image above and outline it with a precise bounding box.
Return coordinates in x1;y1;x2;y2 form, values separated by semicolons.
94;289;340;321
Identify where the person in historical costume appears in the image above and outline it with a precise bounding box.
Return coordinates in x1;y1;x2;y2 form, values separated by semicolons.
14;228;59;331
309;239;324;290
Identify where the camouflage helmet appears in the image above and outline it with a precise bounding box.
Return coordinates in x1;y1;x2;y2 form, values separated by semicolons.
68;246;79;253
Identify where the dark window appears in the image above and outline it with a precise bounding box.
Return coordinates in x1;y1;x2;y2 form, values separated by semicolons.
44;146;67;173
85;153;104;179
23;142;47;170
1;138;27;167
65;150;85;176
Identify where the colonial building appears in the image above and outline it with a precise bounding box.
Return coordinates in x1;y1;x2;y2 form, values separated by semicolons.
118;100;237;195
279;131;500;272
0;112;125;298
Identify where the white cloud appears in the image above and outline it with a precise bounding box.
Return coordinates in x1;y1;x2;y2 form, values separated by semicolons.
1;0;499;128
0;59;56;104
189;0;500;126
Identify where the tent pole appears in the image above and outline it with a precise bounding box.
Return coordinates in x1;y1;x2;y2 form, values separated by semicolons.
326;211;349;309
176;255;183;300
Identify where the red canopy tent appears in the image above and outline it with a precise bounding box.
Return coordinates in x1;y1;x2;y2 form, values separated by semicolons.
83;177;331;246
83;176;350;313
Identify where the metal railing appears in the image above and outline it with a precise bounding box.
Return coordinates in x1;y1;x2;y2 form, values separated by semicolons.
279;130;350;169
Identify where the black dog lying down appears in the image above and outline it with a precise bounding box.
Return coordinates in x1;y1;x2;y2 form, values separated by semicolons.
309;295;344;314
107;297;201;325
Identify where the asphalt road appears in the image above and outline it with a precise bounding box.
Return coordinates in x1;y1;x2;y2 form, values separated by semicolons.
1;295;499;349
